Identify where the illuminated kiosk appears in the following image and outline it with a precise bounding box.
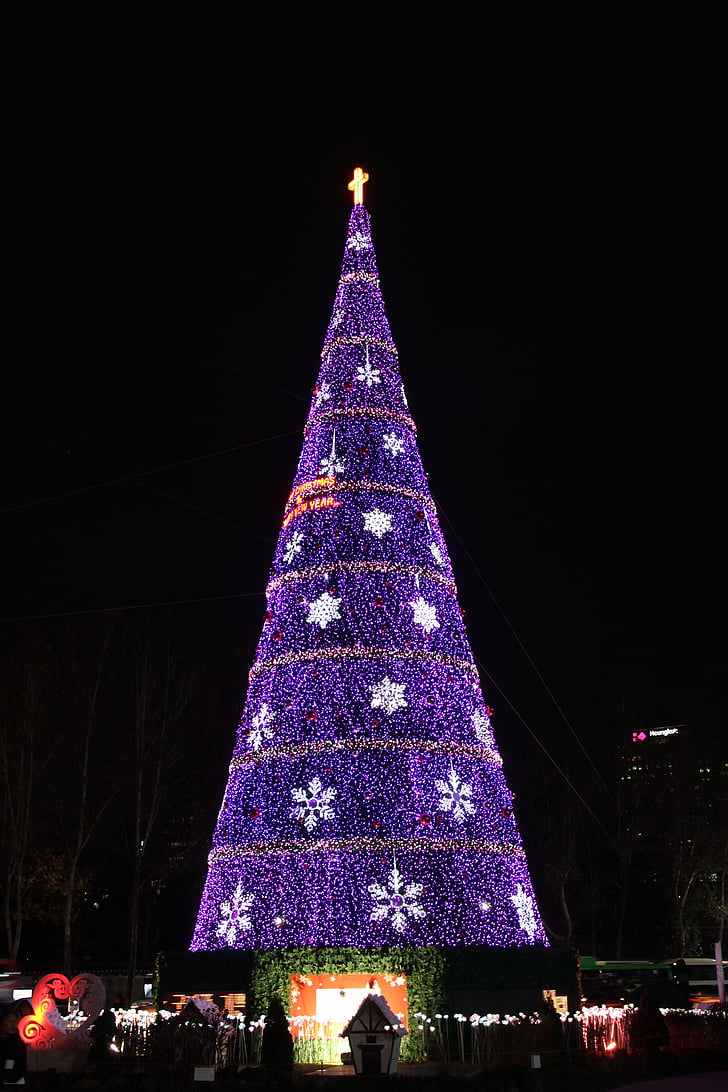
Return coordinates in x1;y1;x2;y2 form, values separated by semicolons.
190;170;547;1060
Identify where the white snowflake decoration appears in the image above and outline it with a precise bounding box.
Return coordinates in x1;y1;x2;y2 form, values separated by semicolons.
216;883;254;945
306;592;342;630
283;529;304;565
357;361;381;387
411;596;439;634
472;709;493;743
250;703;275;751
383;431;405;457
511;883;538;939
290;776;337;832
370;675;408;715
315;382;331;406
429;542;445;567
319;452;346;475
346;230;370;251
332;309;344;327
362;508;393;539
369;865;425;933
435;765;476;823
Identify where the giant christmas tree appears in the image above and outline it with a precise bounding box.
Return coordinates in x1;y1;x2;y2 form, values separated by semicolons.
191;171;546;952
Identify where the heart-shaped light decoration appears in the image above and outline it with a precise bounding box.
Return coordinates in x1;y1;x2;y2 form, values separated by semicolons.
18;972;106;1050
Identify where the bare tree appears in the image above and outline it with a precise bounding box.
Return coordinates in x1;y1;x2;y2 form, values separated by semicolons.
0;632;58;959
52;618;123;975
119;621;198;1003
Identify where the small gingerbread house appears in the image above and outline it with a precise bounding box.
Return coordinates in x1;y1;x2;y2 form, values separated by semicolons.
341;993;407;1076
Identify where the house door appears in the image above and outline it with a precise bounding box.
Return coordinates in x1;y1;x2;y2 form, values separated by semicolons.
359;1044;384;1075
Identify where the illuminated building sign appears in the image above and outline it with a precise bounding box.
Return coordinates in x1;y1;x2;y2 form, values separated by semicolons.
632;727;679;743
282;476;340;527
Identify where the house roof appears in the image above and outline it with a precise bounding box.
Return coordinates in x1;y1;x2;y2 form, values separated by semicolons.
341;992;408;1038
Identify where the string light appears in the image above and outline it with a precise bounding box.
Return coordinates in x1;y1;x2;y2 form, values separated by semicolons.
321;334;398;357
210;838;526;862
248;645;480;682
229;736;504;769
267;560;456;596
305;406;416;437
191;200;546;952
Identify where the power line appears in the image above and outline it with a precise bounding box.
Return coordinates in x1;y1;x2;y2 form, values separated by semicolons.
1;590;265;624
475;654;617;848
5;423;277;545
435;494;625;822
3;427;302;514
0;257;309;404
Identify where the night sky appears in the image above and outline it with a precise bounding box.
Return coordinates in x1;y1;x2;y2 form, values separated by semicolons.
3;14;722;792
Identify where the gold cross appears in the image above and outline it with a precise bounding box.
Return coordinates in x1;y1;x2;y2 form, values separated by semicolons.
347;167;369;205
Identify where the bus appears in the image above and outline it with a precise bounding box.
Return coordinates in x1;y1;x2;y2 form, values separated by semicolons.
579;957;681;1008
667;958;727;1009
580;956;728;1009
0;960;35;1006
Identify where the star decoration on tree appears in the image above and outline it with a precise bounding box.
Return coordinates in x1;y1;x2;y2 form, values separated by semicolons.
346;230;370;251
410;596;439;634
319;452;346;475
510;883;538;939
362;508;393;538
368;865;425;933
315;381;331;406
357;361;381;387
290;776;337;832
283;529;304;565
306;592;342;630
435;765;475;823
249;703;275;751
370;675;408;715
382;431;404;457
216;884;254;945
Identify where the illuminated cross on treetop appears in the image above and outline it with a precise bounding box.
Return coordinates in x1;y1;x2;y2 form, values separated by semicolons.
347;167;369;205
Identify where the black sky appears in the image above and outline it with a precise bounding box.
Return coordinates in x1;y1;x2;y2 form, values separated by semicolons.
2;13;723;782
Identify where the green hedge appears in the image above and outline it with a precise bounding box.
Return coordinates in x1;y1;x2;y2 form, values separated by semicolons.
249;945;447;1025
157;944;577;1017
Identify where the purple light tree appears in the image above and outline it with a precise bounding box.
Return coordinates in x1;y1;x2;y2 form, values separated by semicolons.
191;174;547;951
